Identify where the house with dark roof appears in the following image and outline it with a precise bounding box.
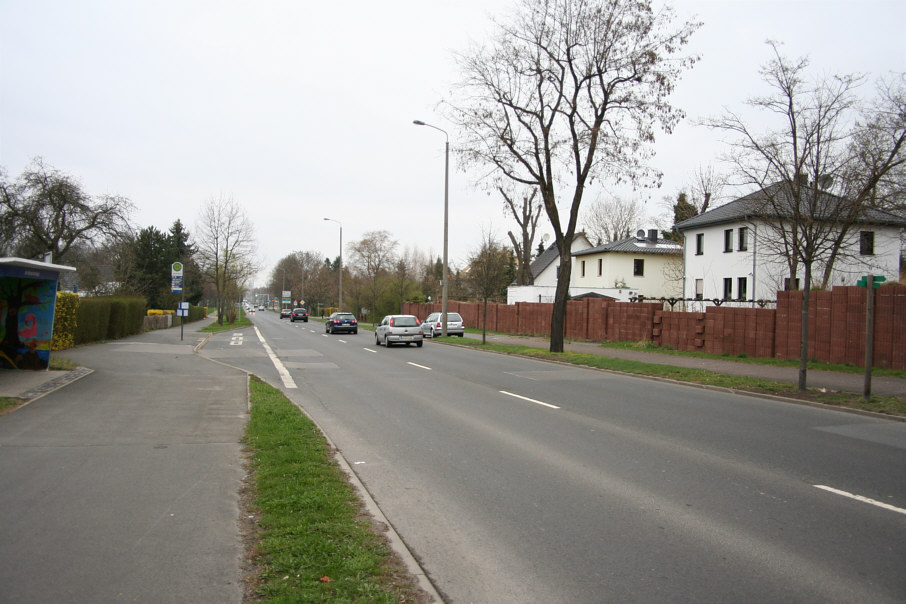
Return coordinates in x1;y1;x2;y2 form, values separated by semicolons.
572;229;683;299
676;183;906;303
508;234;602;303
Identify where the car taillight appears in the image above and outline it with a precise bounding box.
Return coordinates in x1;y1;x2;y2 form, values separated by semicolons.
351;319;357;324
435;322;441;328
389;318;395;326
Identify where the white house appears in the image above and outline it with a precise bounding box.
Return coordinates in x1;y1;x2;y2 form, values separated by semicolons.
676;183;906;303
508;234;603;303
572;229;683;299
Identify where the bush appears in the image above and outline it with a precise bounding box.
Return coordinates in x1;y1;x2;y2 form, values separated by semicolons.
52;292;80;351
74;297;146;344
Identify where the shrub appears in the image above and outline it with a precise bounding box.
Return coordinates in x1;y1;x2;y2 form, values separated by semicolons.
52;292;80;350
74;297;146;344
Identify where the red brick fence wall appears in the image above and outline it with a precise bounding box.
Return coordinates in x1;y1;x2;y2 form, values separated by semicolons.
402;284;906;369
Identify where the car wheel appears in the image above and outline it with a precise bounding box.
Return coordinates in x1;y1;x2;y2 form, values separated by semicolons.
375;333;381;346
352;329;357;335
458;333;464;337
416;341;423;348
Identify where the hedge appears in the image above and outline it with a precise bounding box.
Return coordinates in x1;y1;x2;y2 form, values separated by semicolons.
52;292;80;351
74;297;146;345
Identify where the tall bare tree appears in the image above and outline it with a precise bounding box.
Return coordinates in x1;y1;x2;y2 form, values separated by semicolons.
582;195;645;245
498;183;543;285
0;157;133;262
447;0;700;352
195;195;258;324
703;41;906;390
349;230;398;323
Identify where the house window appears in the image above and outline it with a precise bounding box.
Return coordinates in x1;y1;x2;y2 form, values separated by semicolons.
737;277;747;301
694;279;703;300
581;260;586;277
738;227;748;251
860;231;875;256
723;278;732;300
695;233;704;255
724;229;733;252
633;259;644;277
784;277;801;291
597;259;602;276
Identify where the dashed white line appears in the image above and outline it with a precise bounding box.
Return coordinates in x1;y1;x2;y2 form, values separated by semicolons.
364;348;377;353
814;485;906;516
499;390;560;409
253;327;297;389
408;362;432;371
337;339;347;344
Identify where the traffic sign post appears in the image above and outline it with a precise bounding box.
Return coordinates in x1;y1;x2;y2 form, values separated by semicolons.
856;274;885;400
172;262;186;340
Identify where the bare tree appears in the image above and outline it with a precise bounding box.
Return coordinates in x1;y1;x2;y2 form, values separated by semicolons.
0;157;133;262
349;230;398;323
498;183;543;285
195;195;258;324
703;42;906;390
466;231;514;343
447;0;700;352
582;195;645;245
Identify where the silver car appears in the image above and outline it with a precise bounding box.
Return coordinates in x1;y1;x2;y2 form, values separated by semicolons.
375;315;424;347
421;311;465;337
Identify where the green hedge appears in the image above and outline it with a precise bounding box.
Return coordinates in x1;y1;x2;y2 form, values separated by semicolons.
52;292;80;350
74;297;146;345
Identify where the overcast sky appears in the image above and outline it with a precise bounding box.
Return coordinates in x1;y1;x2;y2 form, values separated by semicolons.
2;0;904;286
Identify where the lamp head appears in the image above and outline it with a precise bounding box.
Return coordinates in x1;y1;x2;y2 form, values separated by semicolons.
413;120;426;126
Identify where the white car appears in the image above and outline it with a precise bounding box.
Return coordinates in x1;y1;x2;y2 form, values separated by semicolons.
375;315;424;347
421;311;465;337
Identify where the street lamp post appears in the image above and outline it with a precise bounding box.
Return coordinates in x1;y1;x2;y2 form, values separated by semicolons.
323;217;343;312
413;119;449;336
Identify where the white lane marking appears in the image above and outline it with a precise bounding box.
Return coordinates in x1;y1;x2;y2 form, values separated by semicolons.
499;390;560;409
322;334;329;337
253;326;297;389
364;348;377;353
408;362;432;371
338;339;347;344
814;485;906;516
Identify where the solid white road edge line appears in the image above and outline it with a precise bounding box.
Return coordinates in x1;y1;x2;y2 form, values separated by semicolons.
500;390;560;409
814;485;906;516
254;326;297;389
408;362;432;371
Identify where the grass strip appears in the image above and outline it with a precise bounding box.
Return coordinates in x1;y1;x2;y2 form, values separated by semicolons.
438;337;906;417
244;376;421;603
200;308;254;333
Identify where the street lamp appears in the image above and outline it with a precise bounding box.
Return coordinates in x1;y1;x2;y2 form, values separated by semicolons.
413;119;450;336
323;217;343;312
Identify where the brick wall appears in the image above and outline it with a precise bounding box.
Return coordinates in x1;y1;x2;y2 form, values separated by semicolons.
401;284;906;369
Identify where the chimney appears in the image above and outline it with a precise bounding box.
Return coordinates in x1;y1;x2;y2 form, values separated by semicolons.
647;229;658;243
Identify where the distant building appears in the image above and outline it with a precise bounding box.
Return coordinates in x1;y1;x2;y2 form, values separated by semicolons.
572;229;682;299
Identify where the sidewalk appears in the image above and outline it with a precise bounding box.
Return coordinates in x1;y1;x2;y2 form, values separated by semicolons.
464;332;906;398
0;328;249;603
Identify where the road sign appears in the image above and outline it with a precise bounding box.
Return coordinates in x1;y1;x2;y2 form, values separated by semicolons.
856;275;886;289
176;301;189;317
171;262;184;293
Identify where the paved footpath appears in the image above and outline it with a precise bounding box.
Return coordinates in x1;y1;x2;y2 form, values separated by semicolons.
0;328;249;603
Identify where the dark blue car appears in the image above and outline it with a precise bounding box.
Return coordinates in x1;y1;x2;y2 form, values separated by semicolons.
325;312;357;334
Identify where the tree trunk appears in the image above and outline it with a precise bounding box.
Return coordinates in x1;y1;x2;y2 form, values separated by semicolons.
482;297;488;344
549;248;572;353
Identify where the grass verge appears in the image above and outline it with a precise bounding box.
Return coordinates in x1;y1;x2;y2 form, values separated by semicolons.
436;337;906;417
243;376;425;603
201;308;254;333
597;339;906;378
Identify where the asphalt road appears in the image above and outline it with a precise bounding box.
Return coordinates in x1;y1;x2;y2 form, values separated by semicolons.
205;311;906;603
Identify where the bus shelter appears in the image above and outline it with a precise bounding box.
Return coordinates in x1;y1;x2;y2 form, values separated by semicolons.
0;257;75;370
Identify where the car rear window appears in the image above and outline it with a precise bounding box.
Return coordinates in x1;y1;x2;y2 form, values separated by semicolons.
448;313;462;321
337;314;355;320
394;316;418;327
